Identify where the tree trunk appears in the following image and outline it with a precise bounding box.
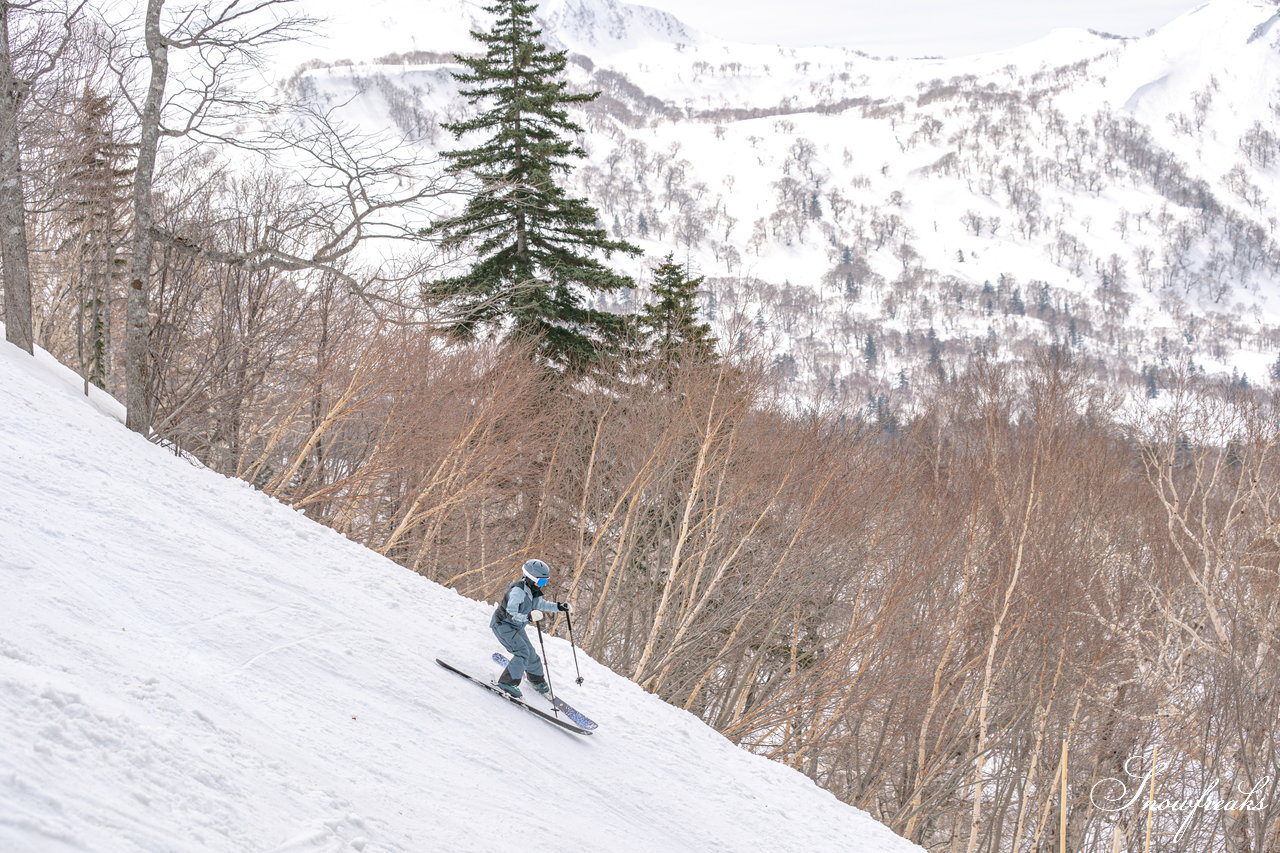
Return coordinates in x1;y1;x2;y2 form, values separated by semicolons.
126;0;167;434
0;2;33;355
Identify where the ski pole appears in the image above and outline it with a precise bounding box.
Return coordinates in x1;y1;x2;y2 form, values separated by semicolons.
535;620;556;702
565;610;584;685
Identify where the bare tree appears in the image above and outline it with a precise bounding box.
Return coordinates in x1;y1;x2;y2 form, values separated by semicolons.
109;0;314;433
173;106;465;318
59;85;134;392
0;0;82;353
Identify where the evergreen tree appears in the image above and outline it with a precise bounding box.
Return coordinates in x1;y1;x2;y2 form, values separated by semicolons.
1009;287;1025;315
837;246;861;300
772;352;797;382
1036;283;1053;319
639;255;714;357
425;0;640;369
636;254;716;384
867;393;896;433
863;335;878;369
926;326;944;380
1141;364;1158;398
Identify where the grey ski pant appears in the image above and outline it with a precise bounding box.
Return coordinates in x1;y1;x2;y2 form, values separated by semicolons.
490;611;544;681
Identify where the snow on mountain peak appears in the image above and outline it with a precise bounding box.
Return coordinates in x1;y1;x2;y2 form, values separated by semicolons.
538;0;699;53
277;0;697;69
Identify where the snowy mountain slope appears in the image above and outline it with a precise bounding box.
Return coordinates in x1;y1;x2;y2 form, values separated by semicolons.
0;335;921;852
538;0;697;53
275;0;694;69
278;0;1280;402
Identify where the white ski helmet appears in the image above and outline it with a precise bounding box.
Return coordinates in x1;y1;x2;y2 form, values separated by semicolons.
522;558;551;586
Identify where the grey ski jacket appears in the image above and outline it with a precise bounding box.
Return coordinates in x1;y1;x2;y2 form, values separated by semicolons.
495;579;560;627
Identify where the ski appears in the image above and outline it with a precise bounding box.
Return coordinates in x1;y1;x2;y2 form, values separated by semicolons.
436;659;592;736
492;652;598;730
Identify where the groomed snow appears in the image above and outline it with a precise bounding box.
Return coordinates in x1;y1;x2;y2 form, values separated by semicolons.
0;335;921;852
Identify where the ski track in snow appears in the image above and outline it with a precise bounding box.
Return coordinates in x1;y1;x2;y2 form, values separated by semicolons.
0;337;920;852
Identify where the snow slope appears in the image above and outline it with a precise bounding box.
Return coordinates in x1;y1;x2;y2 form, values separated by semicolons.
0;335;920;852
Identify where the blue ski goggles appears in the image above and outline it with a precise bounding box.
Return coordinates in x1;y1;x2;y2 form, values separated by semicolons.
533;576;549;587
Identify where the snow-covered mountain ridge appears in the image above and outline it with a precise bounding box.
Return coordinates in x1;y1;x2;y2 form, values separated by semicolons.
288;0;1280;402
0;332;923;850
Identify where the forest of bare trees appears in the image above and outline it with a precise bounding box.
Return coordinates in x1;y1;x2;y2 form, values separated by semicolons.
2;1;1278;851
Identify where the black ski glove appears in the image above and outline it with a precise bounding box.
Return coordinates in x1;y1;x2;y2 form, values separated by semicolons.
557;602;572;612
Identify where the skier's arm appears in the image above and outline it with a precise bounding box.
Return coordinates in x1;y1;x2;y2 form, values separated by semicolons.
535;598;560;613
506;585;530;625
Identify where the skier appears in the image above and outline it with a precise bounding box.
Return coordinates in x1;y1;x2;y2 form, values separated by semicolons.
491;559;571;699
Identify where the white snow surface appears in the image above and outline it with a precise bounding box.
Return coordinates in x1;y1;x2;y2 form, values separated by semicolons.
0;336;921;852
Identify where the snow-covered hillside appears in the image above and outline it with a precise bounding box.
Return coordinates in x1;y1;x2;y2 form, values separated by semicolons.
0;335;920;851
282;0;1280;403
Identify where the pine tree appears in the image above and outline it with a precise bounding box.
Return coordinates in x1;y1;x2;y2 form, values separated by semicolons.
1036;283;1052;318
837;245;861;300
425;0;640;369
636;254;716;382
1141;364;1158;398
863;334;878;369
1009;287;1025;316
926;326;944;380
